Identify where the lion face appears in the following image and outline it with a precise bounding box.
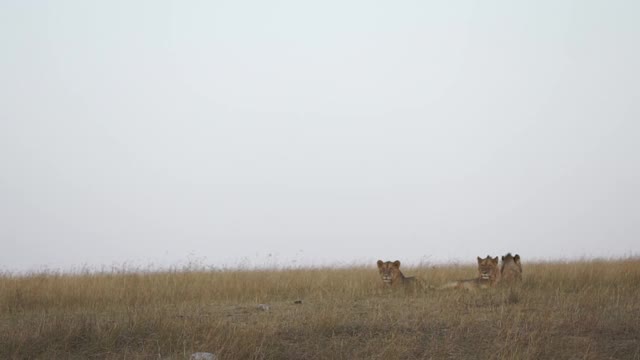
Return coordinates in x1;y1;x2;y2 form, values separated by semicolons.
477;255;499;281
377;260;402;284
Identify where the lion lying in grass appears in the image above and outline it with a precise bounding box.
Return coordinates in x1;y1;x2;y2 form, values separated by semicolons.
440;255;501;290
377;260;418;288
501;253;522;284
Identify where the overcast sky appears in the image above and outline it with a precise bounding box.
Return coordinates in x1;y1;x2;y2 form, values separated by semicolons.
1;1;639;272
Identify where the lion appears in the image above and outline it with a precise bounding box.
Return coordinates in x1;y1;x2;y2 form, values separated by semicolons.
440;255;501;290
377;260;417;288
501;253;522;283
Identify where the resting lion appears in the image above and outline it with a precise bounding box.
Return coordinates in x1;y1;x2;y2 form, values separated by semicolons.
441;255;501;290
377;260;417;288
501;253;522;283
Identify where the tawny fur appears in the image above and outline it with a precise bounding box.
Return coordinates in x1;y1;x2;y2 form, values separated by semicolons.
377;260;417;288
440;256;501;290
501;253;522;284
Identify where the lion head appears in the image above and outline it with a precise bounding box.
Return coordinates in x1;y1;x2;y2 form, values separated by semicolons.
477;255;500;283
501;253;522;283
377;260;403;285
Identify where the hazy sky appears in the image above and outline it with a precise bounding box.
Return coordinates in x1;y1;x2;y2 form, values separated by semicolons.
1;1;639;272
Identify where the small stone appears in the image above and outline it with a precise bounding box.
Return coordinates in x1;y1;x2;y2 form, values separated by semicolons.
256;304;270;311
294;299;303;304
190;352;217;360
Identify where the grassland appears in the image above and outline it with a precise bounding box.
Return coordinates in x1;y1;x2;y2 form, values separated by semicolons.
1;259;639;359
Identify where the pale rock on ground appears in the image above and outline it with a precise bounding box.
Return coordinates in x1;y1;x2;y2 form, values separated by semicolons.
190;352;217;360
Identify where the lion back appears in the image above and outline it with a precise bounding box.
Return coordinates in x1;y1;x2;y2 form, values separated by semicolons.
501;253;522;283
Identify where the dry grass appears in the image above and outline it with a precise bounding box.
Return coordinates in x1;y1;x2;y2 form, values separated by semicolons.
1;259;639;359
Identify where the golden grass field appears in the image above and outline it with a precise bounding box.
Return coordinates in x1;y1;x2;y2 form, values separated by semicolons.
1;258;639;359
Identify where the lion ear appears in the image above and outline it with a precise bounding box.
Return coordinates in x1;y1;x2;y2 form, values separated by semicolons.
514;254;520;262
377;260;384;268
477;256;482;263
493;256;499;263
501;256;505;261
393;260;401;268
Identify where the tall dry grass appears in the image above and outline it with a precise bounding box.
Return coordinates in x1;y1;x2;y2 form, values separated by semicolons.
1;259;639;359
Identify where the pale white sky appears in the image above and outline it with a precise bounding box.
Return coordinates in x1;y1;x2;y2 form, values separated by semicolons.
1;1;639;272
